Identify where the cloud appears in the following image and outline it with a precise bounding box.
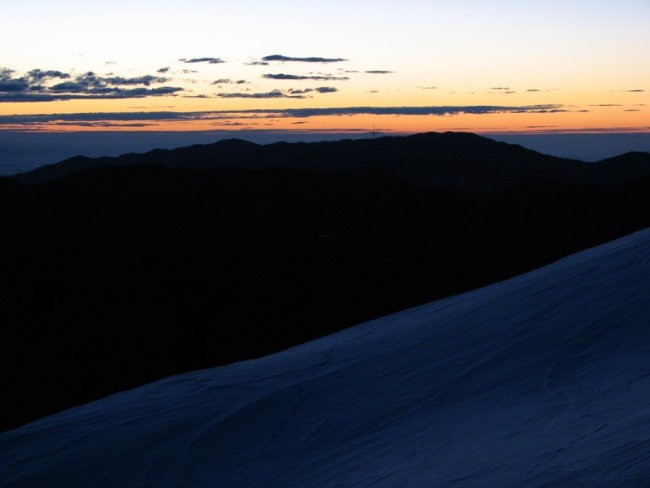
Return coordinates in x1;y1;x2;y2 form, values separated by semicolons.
0;78;29;93
365;70;393;74
418;86;438;90
1;68;75;94
490;87;510;90
0;112;198;125
27;69;71;82
589;104;623;107
626;89;645;93
0;87;184;102
261;54;347;63
0;68;183;102
217;89;306;99
47;72;169;91
157;67;170;73
286;86;337;95
245;61;269;66
103;75;169;86
179;57;225;64
212;78;248;85
0;105;567;127
526;89;540;92
45;121;155;128
266;105;566;118
287;88;313;95
263;73;349;81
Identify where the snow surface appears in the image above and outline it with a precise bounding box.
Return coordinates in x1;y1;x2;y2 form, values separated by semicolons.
2;229;650;487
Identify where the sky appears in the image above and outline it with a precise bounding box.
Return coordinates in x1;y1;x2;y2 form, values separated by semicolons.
0;0;649;172
1;0;648;134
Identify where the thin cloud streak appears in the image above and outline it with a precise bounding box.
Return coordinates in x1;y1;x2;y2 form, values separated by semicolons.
178;57;225;64
263;73;349;81
261;54;347;63
217;89;306;99
0;87;183;102
0;104;566;127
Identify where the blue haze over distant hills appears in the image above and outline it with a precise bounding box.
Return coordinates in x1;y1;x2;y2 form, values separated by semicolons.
1;131;649;176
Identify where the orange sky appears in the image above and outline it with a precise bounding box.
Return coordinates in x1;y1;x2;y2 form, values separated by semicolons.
1;1;648;135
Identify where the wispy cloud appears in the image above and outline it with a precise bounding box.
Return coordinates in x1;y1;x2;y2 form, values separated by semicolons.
0;104;567;127
217;89;306;99
287;88;312;95
179;57;225;64
0;68;72;94
101;75;169;86
261;54;347;63
0;68;183;102
287;87;338;95
212;78;248;85
488;87;516;94
27;69;71;82
625;89;645;93
262;73;349;81
365;70;393;74
266;105;565;117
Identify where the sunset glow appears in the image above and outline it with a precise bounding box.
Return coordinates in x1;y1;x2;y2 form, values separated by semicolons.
1;0;648;135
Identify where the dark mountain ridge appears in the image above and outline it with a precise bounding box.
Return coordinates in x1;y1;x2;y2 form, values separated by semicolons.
15;131;650;190
2;132;649;431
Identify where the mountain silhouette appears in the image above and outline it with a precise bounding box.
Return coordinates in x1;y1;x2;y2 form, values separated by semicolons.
15;132;650;190
1;133;649;431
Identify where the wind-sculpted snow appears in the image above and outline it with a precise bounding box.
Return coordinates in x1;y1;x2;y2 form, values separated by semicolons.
2;229;650;487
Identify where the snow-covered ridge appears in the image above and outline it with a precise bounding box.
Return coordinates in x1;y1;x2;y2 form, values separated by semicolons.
3;228;650;487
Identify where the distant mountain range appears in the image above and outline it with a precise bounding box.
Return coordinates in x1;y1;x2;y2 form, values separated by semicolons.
1;132;649;431
15;131;650;190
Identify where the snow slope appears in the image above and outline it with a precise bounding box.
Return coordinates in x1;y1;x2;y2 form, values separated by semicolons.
2;229;650;487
